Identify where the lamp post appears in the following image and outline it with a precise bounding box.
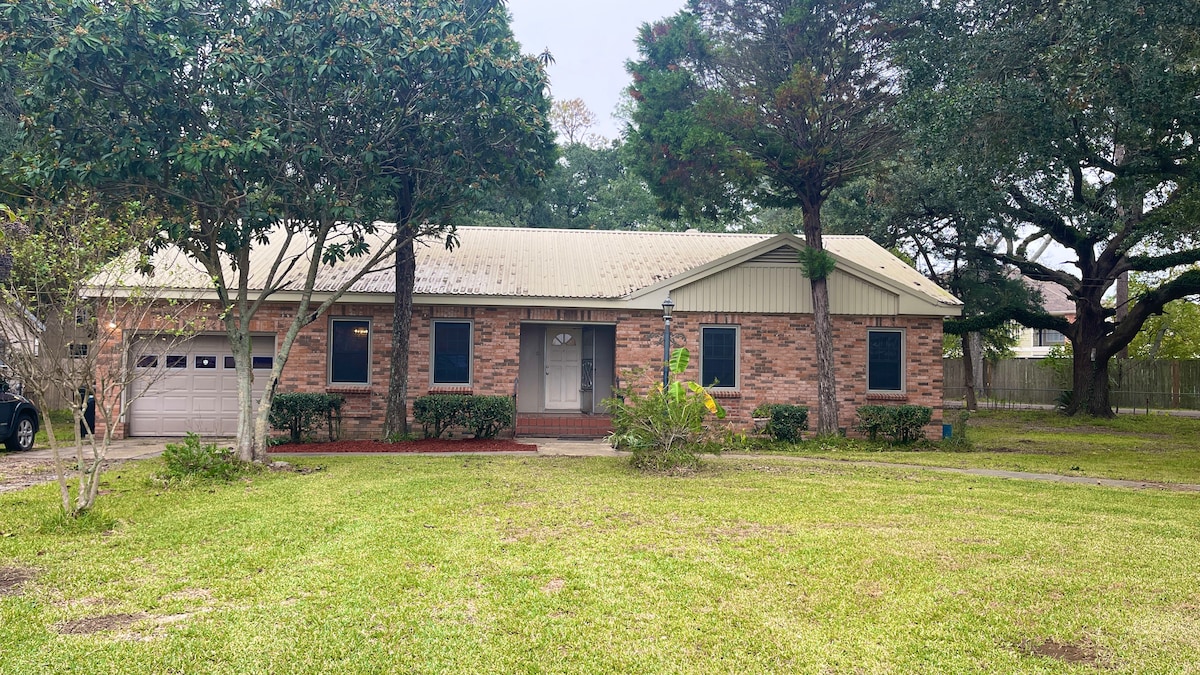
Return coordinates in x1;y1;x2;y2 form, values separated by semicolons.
662;295;675;388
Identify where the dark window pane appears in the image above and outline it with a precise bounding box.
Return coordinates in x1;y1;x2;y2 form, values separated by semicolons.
224;356;236;369
195;356;217;369
166;355;187;369
70;343;88;358
136;355;158;368
433;322;471;384
701;327;737;388
868;331;903;391
330;320;369;383
252;356;274;370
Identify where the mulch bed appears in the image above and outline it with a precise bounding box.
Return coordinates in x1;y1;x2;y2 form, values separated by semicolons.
268;438;538;454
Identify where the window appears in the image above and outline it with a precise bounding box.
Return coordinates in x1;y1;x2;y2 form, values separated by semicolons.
330;319;370;384
700;326;738;388
432;320;472;385
867;329;904;392
252;356;274;370
195;356;217;369
224;356;237;369
165;355;187;369
69;343;88;358
1037;329;1067;347
136;355;158;369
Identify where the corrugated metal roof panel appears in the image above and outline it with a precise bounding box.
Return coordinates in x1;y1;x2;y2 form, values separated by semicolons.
94;226;961;307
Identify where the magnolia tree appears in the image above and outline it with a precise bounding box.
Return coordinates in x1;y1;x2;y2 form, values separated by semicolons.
0;198;201;515
1;0;552;459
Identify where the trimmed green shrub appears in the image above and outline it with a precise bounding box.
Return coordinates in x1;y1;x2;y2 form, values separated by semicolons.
761;404;808;442
460;396;515;439
413;394;469;438
269;393;344;443
413;394;515;439
854;405;933;444
162;433;246;481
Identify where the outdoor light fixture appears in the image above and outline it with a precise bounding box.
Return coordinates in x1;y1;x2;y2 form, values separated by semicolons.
662;295;675;388
352;326;369;337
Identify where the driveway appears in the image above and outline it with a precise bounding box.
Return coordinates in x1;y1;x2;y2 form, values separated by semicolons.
0;438;171;494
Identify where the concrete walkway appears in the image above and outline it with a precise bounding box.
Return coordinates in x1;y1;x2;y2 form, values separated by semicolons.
5;436;1199;494
721;454;1200;492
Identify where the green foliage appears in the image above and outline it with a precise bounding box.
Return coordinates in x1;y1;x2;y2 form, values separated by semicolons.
459;396;515;439
162;433;248;482
893;0;1200;415
604;348;727;471
268;393;344;443
797;247;836;281
854;405;933;444
412;395;514;439
755;404;810;443
1128;273;1200;359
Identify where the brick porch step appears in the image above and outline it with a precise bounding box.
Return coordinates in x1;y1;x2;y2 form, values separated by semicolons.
516;413;612;439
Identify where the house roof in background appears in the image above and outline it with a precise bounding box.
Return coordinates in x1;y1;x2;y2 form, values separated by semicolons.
92;226;961;310
1024;277;1075;315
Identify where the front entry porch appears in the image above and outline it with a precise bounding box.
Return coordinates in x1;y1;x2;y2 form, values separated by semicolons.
516;323;616;421
515;412;613;439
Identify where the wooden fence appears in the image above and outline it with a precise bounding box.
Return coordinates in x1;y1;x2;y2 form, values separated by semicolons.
943;358;1200;411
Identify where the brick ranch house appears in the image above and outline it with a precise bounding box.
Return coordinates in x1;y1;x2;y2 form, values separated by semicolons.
94;227;962;439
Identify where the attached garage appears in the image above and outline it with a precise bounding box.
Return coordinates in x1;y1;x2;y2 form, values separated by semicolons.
127;334;275;436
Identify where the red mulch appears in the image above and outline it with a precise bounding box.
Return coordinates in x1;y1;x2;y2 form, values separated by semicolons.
268;438;537;454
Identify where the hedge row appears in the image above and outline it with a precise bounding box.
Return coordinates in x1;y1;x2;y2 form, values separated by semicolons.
753;404;809;442
854;405;932;444
269;393;344;442
413;394;514;439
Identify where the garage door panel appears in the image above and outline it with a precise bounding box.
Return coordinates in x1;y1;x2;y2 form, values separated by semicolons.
129;334;274;437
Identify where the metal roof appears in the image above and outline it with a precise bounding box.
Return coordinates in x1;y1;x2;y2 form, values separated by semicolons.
95;226;961;307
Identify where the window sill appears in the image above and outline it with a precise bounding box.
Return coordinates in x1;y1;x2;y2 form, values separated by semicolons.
866;392;908;401
327;385;371;394
709;389;741;399
429;386;473;395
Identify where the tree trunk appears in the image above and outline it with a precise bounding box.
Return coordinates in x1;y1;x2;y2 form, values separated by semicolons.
962;341;977;411
1064;309;1114;417
230;328;257;462
801;203;839;435
385;233;416;438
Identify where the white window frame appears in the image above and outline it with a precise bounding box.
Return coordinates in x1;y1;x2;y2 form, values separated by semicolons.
329;317;372;385
431;319;474;387
866;328;906;393
700;325;740;390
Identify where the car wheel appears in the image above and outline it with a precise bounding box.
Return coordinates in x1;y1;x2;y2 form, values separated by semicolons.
5;415;35;452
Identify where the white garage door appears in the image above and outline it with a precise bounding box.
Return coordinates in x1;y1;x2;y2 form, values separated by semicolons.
128;334;276;436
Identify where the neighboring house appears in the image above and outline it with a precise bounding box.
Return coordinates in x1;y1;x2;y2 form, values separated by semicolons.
1011;277;1075;359
92;228;962;439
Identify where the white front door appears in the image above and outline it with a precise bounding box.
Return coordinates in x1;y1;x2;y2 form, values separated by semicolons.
545;328;582;410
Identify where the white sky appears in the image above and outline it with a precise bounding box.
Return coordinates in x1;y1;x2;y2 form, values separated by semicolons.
506;0;688;141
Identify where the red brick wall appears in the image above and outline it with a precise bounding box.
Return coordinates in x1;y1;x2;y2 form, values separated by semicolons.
97;302;944;439
614;311;945;436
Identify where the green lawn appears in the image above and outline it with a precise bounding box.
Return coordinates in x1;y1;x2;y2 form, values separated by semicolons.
778;410;1200;484
2;455;1199;673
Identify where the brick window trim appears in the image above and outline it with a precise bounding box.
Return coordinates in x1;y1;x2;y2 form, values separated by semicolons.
865;392;909;402
326;385;371;395
710;389;742;399
428;386;473;395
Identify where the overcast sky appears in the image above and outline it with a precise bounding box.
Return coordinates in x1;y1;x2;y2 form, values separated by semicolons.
506;0;687;141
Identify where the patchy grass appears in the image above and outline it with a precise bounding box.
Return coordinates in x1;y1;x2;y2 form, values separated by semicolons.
776;410;1200;484
1;455;1199;673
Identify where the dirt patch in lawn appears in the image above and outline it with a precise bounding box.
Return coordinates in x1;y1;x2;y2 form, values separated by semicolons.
0;565;38;596
1019;638;1107;667
55;612;147;635
269;438;537;453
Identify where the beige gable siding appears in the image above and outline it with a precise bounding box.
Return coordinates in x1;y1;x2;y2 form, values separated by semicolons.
672;260;899;315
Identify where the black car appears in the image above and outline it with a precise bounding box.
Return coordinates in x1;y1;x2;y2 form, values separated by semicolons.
0;391;39;451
